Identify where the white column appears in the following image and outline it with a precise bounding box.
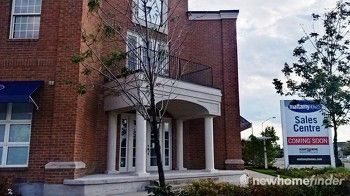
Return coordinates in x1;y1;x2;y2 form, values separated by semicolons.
107;112;118;174
135;112;149;176
176;119;186;170
205;116;215;172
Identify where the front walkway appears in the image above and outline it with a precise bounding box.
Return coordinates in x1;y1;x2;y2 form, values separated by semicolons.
64;170;244;185
244;170;276;179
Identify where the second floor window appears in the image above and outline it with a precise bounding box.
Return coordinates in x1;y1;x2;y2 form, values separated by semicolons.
10;0;42;39
137;0;163;25
127;32;169;75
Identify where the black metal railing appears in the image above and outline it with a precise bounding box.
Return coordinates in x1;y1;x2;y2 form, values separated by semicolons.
123;47;213;87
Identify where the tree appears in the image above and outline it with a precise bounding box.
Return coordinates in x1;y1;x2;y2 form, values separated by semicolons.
343;141;350;156
273;1;350;167
242;126;280;168
71;0;191;191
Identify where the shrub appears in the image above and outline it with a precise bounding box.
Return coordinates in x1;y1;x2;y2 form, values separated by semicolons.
146;181;176;196
277;167;350;178
180;179;235;196
179;177;349;196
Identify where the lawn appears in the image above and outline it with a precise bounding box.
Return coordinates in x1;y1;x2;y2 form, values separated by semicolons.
250;167;350;179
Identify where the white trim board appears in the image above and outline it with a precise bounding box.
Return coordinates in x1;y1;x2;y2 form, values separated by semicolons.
188;10;239;21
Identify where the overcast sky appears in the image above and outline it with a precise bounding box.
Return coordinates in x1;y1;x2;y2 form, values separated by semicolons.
189;0;350;145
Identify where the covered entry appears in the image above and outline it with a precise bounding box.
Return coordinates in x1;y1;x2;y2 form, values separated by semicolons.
104;76;222;176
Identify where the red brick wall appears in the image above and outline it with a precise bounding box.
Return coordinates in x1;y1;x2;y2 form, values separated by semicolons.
168;1;242;170
46;0;84;183
0;0;105;184
179;17;243;170
221;19;243;170
0;0;243;185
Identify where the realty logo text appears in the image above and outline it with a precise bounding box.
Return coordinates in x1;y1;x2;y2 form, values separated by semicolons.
288;103;322;113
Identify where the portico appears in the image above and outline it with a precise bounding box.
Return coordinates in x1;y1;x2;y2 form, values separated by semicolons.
104;76;222;175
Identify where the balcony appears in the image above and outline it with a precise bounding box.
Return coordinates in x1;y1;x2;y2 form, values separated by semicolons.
104;47;221;118
118;47;214;88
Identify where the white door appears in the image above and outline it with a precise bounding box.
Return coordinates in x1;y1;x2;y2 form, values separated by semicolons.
118;115;136;172
119;114;172;172
146;118;172;171
162;119;172;171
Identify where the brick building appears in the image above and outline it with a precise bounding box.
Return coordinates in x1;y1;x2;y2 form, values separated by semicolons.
0;0;244;195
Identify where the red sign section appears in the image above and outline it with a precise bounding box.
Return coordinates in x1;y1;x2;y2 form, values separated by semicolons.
287;137;329;145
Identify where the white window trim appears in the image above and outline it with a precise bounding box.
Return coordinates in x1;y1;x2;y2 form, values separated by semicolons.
9;0;42;39
126;31;142;70
132;0;168;34
0;103;32;168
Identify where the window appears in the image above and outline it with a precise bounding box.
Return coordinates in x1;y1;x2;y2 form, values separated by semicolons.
119;118;128;168
0;103;33;167
10;0;42;39
126;32;169;74
137;0;163;25
127;35;139;71
163;122;170;166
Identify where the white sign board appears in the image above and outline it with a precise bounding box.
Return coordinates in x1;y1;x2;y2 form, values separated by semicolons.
280;100;335;168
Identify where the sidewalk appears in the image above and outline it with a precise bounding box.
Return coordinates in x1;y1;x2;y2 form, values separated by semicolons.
244;170;277;179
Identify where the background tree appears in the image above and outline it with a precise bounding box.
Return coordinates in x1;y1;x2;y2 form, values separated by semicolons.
71;0;192;191
343;141;350;156
273;1;350;166
242;126;280;168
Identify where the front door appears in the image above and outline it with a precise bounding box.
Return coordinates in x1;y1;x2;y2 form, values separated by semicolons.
118;114;172;172
146;118;172;171
119;114;136;172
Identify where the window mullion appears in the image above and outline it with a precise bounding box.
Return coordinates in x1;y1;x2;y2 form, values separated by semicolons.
2;146;8;166
13;13;41;16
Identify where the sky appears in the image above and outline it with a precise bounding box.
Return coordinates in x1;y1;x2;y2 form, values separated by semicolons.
188;0;350;146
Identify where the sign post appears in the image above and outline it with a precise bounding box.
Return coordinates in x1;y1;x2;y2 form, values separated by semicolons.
280;100;335;168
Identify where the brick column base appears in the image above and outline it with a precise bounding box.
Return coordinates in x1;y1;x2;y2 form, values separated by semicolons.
44;161;86;183
225;159;244;170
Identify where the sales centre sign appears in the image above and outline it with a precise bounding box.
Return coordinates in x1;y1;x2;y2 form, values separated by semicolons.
280;100;335;168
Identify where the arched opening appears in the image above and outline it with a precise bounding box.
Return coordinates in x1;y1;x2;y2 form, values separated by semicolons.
156;99;209;120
